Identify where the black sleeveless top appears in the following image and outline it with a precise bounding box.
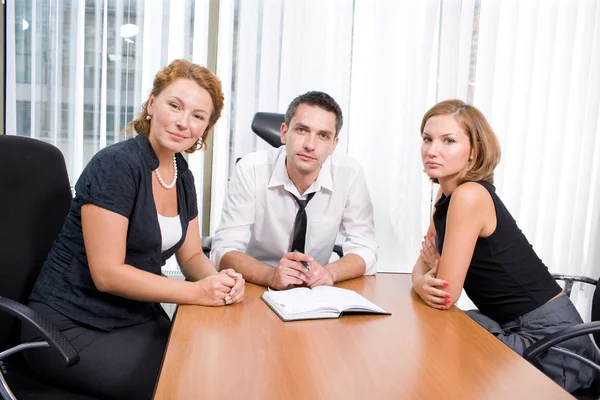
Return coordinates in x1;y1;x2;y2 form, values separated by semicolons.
433;181;561;323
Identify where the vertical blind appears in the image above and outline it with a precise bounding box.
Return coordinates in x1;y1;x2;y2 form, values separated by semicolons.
213;0;600;314
6;0;600;316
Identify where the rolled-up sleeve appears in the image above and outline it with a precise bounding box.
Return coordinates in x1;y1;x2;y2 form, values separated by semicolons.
340;166;378;275
210;161;256;269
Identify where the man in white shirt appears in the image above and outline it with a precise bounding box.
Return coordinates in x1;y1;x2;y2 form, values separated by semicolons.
211;91;378;290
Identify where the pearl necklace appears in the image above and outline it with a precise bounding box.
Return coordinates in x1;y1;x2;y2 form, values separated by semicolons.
155;155;178;190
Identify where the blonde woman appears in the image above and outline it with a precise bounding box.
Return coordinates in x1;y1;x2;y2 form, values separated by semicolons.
412;99;597;393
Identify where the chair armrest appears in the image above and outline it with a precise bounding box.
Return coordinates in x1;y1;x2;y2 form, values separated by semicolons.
523;321;600;361
551;274;597;286
201;236;212;257
333;245;343;259
0;297;79;367
551;274;597;297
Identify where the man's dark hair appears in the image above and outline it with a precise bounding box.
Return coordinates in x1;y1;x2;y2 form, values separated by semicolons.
284;91;343;136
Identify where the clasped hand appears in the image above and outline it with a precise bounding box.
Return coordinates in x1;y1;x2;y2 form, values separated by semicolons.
415;234;451;310
268;252;334;290
195;268;244;306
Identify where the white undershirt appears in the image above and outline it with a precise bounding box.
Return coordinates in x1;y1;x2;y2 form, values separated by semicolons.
157;213;182;253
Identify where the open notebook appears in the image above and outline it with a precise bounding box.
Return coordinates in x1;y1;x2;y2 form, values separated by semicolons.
261;286;391;321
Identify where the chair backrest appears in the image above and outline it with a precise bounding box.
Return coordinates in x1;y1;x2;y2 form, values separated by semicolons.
592;283;600;347
0;135;72;351
552;274;600;347
251;112;284;148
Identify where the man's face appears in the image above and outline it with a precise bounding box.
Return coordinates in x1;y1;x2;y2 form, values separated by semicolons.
280;104;339;180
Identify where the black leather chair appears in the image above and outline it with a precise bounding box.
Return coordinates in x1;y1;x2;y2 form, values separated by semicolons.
0;135;99;400
251;112;286;148
552;275;598;298
201;237;212;258
523;274;600;399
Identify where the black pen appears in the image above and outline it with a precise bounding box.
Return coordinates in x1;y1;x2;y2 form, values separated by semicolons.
300;260;311;271
293;250;311;271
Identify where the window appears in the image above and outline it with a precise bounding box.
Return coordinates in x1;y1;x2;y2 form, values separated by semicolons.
7;0;197;183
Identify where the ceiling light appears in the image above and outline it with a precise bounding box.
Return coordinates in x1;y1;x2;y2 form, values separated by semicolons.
120;24;138;39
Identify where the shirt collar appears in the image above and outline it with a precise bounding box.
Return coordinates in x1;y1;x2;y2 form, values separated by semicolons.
135;133;189;173
267;146;333;196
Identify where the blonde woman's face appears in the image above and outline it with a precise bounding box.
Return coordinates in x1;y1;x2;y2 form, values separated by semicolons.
421;114;473;183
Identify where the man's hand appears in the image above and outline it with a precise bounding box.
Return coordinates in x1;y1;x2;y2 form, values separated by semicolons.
268;252;312;290
413;259;451;310
306;260;334;288
420;233;440;269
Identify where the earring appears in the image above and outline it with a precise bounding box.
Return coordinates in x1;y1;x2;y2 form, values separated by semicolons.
146;115;151;120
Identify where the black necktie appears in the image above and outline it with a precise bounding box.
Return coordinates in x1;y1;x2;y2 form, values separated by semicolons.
290;192;315;253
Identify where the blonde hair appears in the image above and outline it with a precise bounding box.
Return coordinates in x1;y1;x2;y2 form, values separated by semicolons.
421;99;501;184
126;59;224;153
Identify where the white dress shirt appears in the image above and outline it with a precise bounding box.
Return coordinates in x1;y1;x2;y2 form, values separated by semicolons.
211;146;378;274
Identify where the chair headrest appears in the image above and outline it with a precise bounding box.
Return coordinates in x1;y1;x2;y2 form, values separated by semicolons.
251;112;284;148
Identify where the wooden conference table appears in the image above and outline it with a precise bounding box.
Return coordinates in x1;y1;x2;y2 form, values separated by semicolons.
154;273;573;400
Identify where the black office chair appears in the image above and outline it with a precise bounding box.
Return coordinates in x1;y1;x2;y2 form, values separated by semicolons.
523;274;600;399
0;135;99;400
551;274;600;349
251;112;286;148
552;275;598;298
201;237;212;258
